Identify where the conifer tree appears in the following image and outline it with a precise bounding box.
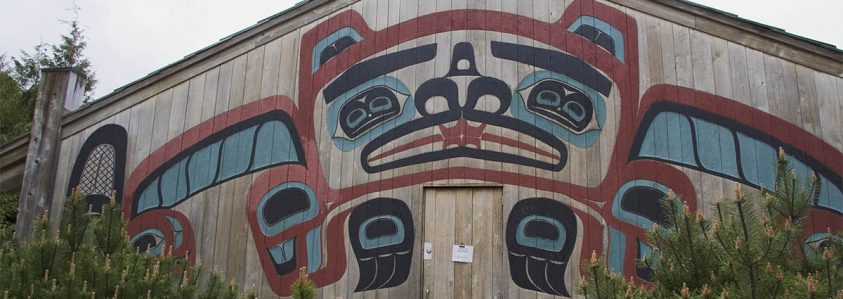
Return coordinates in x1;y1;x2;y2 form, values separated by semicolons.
290;267;317;299
580;148;843;298
0;190;257;298
1;6;98;144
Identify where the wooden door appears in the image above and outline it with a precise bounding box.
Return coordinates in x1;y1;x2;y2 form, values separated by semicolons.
422;187;503;299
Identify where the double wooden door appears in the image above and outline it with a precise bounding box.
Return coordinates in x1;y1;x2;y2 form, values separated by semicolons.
421;187;504;299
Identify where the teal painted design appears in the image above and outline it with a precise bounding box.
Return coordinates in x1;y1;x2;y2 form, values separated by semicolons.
636;112;843;214
218;125;257;181
159;160;188;207
515;215;567;252
306;227;322;273
638;112;695;165
187;141;222;193
311;27;363;73
803;233;843;257
637;239;657;273
735;133;842;213
611;180;671;230
735;132;777;188
327;77;414;151
358;215;405;250
131;229;166;256
608;227;625;273
165;216;183;248
567;16;626;61
252;120;299;169
638;240;654;261
512;71;606;148
269;239;296;264
818;176;843;213
256;182;319;236
133;113;303;216
692;118;739;178
136;177;160;214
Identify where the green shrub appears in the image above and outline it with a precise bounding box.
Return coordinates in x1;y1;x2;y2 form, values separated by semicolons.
0;189;256;298
580;149;843;299
290;267;316;299
0;192;18;242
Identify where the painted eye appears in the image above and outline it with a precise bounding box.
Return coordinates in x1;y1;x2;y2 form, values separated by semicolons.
256;182;319;237
338;86;402;139
517;216;566;251
131;229;166;255
262;187;311;227
346;108;368;129
804;233;843;258
620;186;668;225
360;215;405;249
524;80;594;132
369;96;394;112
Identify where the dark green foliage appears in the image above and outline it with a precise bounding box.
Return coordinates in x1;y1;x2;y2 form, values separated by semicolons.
0;10;98;145
0;190;257;298
580;149;843;299
47;17;97;100
290;267;316;299
0;63;30;144
0;192;18;241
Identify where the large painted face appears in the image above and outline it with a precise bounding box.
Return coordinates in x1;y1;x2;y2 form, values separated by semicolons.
276;5;638;296
309;19;625;189
110;0;843;297
294;6;636;295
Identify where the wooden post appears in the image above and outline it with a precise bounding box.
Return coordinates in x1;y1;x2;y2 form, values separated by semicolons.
14;67;86;242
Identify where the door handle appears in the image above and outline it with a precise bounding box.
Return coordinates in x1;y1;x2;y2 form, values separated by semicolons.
424;287;430;299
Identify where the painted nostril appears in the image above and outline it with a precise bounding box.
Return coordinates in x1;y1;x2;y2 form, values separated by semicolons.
465;76;512;114
414;77;460;116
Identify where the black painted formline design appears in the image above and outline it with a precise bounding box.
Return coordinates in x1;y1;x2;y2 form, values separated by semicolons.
490;41;613;97
620;186;668;226
348;198;414;292
635;239;655;281
269;237;298;276
262;187;311;227
319;36;359;68
573;25;616;57
67;124;128;212
506;198;577;296
324;44;438;103
349;42;570;173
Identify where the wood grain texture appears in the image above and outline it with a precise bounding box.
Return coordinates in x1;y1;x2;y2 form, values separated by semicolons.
30;1;843;298
422;187;502;299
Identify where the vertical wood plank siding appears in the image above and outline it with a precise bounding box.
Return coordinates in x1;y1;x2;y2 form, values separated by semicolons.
40;0;842;297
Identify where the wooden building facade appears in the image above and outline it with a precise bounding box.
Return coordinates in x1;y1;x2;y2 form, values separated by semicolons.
3;0;842;297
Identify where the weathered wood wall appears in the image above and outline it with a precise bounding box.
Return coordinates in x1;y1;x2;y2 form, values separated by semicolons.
42;0;842;297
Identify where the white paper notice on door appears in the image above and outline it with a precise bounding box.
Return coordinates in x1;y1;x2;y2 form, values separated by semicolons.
451;245;474;263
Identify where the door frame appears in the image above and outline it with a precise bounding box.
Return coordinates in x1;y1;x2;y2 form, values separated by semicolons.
418;185;504;299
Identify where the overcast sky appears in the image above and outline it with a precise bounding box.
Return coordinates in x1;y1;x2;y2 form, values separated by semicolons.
1;0;840;100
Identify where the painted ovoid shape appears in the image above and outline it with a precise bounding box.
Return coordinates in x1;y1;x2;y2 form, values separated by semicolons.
67;124;128;213
507;198;578;296
116;0;843;296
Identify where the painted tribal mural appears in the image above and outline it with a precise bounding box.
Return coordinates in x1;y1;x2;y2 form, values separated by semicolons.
58;0;841;297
